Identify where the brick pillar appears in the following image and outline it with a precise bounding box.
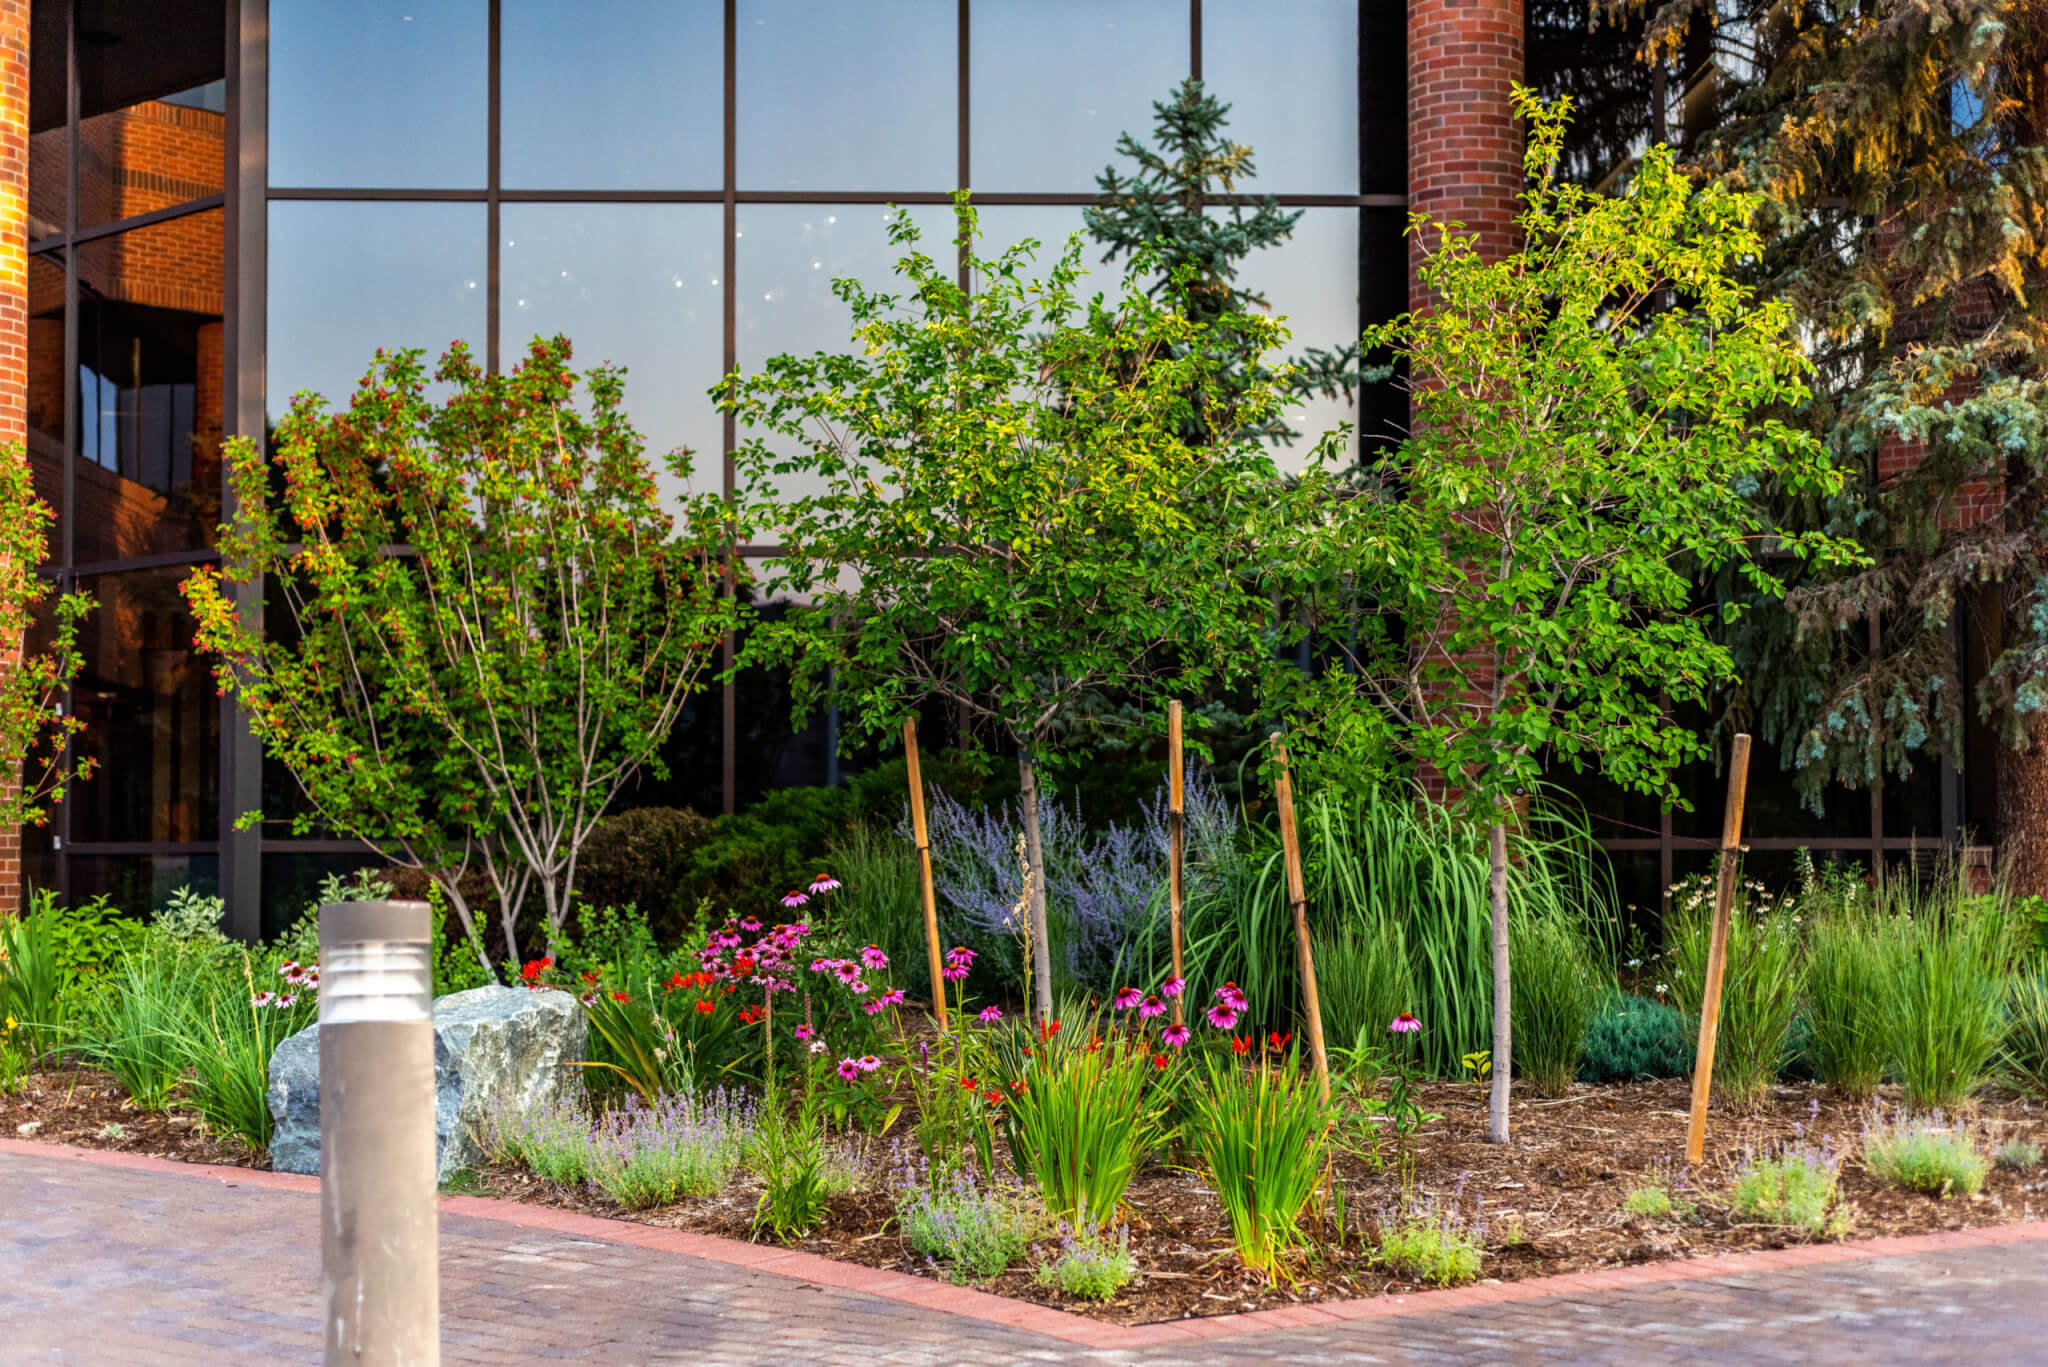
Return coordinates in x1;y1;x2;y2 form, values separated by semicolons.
0;0;27;914
1408;0;1525;303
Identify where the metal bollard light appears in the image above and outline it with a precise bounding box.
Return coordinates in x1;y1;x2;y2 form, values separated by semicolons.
319;899;439;1367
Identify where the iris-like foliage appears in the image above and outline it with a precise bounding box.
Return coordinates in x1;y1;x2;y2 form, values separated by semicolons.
1186;1049;1335;1279
1003;1028;1162;1227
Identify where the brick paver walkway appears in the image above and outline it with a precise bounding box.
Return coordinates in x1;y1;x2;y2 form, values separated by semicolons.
4;1143;2045;1364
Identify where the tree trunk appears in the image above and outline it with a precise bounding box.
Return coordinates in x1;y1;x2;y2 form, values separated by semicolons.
1018;747;1055;1025
1999;721;2048;898
1488;818;1511;1144
435;876;497;983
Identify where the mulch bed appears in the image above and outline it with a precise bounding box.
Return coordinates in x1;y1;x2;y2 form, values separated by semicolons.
8;1069;2045;1325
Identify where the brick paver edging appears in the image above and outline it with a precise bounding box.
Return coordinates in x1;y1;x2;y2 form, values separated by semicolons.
7;1134;2046;1351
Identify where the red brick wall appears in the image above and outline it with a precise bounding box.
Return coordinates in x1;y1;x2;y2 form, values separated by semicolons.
1;0;28;914
1409;0;1525;299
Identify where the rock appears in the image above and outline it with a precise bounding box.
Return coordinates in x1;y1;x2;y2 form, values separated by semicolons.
268;985;585;1183
16;1120;40;1137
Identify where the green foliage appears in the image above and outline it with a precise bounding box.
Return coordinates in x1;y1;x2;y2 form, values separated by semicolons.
1313;922;1413;1073
1730;1143;1841;1236
1996;1139;2042;1173
1802;903;1898;1099
1034;1222;1136;1302
0;891;76;1058
1510;907;1605;1095
1669;882;1806;1109
1622;1184;1673;1219
751;1078;846;1243
2002;972;2048;1100
0;446;94;830
71;944;208;1110
897;1166;1045;1284
576;806;716;942
1579;989;1694;1083
185;335;740;966
1186;1051;1335;1279
1002;1025;1163;1226
817;823;929;1001
176;952;316;1152
1878;907;2010;1110
585;1091;753;1210
723;198;1296;1019
43;893;145;983
1376;1206;1484;1287
488;1094;593;1186
1862;1108;1992;1198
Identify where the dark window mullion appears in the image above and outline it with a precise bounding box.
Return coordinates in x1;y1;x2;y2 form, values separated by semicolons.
487;0;502;375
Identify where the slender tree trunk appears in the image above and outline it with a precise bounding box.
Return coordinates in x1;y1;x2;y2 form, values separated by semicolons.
1018;746;1054;1025
436;876;496;982
1999;720;2048;898
1488;818;1511;1144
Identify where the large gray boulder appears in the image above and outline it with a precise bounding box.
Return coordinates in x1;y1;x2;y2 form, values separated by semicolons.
268;985;585;1182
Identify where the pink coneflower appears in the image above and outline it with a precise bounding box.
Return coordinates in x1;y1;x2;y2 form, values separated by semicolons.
1389;1013;1421;1034
833;961;861;984
1216;982;1248;1011
856;1055;881;1073
837;1057;861;1081
1206;1003;1241;1030
740;916;762;932
794;1024;815;1041
276;993;297;1009
1161;1023;1190;1049
848;979;870;995
1160;975;1185;999
860;945;889;971
1112;986;1143;1010
251;991;276;1008
1137;995;1166;1020
978;1005;1003;1023
781;890;809;908
941;962;970;983
877;988;905;1009
945;946;977;969
809;957;835;973
809;874;842;894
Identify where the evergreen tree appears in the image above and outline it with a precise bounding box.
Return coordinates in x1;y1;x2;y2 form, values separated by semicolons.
1604;2;2048;889
1086;78;1370;447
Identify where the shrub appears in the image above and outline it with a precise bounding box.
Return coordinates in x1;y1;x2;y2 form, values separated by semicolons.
0;892;71;1060
1376;1194;1485;1286
1034;1221;1136;1301
897;1163;1044;1283
1579;988;1693;1082
1186;1050;1336;1278
490;1092;594;1186
1879;908;2008;1110
576;806;715;944
1730;1142;1841;1235
1995;1139;2041;1172
1511;909;1603;1096
2001;973;2048;1099
1003;1030;1162;1226
1861;1107;1992;1198
1669;888;1805;1109
1621;1160;1692;1220
586;1089;754;1209
1802;909;1897;1098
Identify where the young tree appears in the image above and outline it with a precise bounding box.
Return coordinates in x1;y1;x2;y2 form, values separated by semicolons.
184;337;739;968
0;451;91;832
721;201;1294;1023
1301;91;1857;1141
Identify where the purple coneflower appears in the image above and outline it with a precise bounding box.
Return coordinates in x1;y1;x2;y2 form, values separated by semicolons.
860;945;889;971
794;1024;815;1041
1161;1023;1190;1049
1160;976;1185;999
1389;1013;1421;1034
1112;986;1143;1010
856;1055;882;1073
978;1005;1003;1024
809;874;842;894
837;1058;861;1081
1206;1003;1240;1030
740;916;762;932
1137;995;1166;1020
780;890;809;908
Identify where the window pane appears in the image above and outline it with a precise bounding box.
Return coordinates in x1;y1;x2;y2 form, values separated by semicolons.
78;83;225;230
1223;207;1358;472
737;0;955;191
971;0;1187;193
74;210;226;562
262;851;385;940
270;0;487;189
27;252;65;559
503;0;722;190
972;205;1143;305
68;853;221;920
70;568;221;844
1203;0;1357;193
499;204;725;502
28;0;63;238
267;201;486;423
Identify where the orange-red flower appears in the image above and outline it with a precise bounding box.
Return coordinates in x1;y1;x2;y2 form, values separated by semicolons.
1231;1035;1253;1056
694;998;715;1014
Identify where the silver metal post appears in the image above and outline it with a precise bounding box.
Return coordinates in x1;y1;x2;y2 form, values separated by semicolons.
320;900;439;1366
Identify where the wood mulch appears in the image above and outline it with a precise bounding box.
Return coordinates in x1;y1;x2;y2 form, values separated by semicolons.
7;1068;2046;1325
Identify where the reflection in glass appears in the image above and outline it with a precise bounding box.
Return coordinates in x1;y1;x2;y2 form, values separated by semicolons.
499;204;725;502
502;0;722;190
270;0;487;189
69;568;221;844
26;253;65;555
262;851;383;940
78;82;225;231
1203;0;1357;193
738;0;955;191
74;210;226;562
68;854;221;920
971;0;1187;193
267;201;486;421
1224;208;1359;472
971;206;1143;305
735;204;956;506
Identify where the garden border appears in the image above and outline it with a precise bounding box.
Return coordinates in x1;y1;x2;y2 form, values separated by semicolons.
6;1135;2046;1350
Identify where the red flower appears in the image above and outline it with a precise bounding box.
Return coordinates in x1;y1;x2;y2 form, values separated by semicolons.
1152;1052;1169;1070
694;998;715;1014
611;992;630;1003
983;1091;1002;1104
1268;1031;1293;1053
666;971;685;992
519;957;553;983
738;1004;763;1025
1008;1078;1025;1092
1231;1035;1253;1056
580;971;600;986
959;1077;979;1091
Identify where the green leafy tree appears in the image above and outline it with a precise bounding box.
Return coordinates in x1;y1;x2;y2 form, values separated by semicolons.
184;337;740;968
0;450;91;833
721;200;1294;1022
1298;90;1856;1140
1597;2;2048;889
1086;77;1370;444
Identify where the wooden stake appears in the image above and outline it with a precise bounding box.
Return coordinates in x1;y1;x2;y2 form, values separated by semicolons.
1167;701;1186;1028
903;718;947;1030
1271;733;1331;1104
1686;732;1753;1165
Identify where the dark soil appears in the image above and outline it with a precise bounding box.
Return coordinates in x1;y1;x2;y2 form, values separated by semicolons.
8;1070;2045;1326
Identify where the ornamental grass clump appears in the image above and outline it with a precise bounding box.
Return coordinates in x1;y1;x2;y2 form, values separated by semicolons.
1878;908;2008;1110
1034;1221;1136;1302
587;1089;756;1209
1509;907;1603;1096
1861;1106;1992;1198
1669;884;1805;1109
1187;1046;1335;1279
2000;973;2048;1099
896;1159;1045;1284
1730;1140;1841;1236
1375;1184;1486;1287
1802;907;1899;1099
490;1091;595;1187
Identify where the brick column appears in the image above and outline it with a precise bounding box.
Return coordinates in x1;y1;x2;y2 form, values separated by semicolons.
1408;0;1524;301
0;0;27;914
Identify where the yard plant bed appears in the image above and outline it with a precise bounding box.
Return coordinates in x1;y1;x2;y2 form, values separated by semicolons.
9;1069;2043;1326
